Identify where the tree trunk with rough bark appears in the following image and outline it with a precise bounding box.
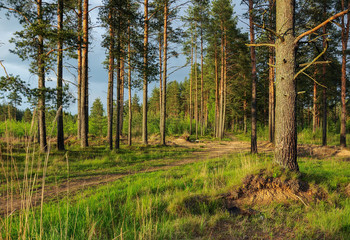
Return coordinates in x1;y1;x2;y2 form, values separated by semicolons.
77;0;82;140
340;0;349;147
81;0;89;148
37;0;47;152
128;24;132;146
142;0;148;145
107;7;114;150
249;0;257;153
161;0;168;145
275;0;298;171
57;0;64;151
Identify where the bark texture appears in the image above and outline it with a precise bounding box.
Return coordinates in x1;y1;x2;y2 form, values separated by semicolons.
57;0;64;151
275;0;299;171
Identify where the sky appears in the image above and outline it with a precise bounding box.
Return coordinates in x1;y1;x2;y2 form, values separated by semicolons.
0;0;248;114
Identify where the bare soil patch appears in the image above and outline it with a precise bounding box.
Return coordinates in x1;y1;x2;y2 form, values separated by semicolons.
224;169;327;212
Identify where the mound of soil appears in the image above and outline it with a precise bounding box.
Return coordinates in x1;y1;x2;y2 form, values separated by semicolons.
345;184;350;197
225;169;327;209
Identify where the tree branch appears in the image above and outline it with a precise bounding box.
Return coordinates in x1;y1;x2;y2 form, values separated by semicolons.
298;61;331;67
295;9;350;44
302;72;327;89
0;6;32;25
246;43;275;47
253;22;284;41
294;40;328;80
0;61;10;78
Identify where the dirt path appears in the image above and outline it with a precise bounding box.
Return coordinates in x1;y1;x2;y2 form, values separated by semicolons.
1;138;349;216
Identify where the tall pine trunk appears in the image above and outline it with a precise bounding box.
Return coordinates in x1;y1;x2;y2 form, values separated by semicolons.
312;74;317;133
142;0;148;145
107;7;114;150
128;24;132;146
200;24;204;136
249;0;257;153
214;45;219;137
161;0;168;145
195;27;198;139
81;0;89;148
119;56;125;135
57;0;64;151
159;34;163;136
340;0;349;147
190;32;193;135
322;22;327;146
77;0;82;140
275;0;298;171
268;0;275;143
37;0;47;152
218;21;224;139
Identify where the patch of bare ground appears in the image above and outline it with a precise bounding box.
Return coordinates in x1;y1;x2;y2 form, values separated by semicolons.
298;144;350;159
0;138;265;216
224;169;327;210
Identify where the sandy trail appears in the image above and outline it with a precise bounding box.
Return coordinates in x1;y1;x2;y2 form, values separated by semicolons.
1;138;348;216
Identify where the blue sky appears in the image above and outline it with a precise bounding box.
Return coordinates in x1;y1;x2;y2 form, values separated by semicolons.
0;0;248;114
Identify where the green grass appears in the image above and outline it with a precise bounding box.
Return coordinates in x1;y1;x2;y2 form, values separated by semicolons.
2;147;350;239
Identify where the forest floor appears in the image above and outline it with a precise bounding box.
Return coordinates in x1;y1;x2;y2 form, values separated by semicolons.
1;135;350;216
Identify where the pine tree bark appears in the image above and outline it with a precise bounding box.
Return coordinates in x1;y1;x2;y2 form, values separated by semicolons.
312;73;317;134
322;23;327;146
275;0;298;171
218;21;224;139
268;0;275;143
128;24;132;146
190;32;193;135
214;45;219;137
37;0;47;152
340;0;349;147
142;0;148;145
161;0;168;145
57;0;65;151
195;26;198;139
249;0;257;153
200;24;204;136
77;0;82;140
221;31;227;137
159;34;163;136
120;56;125;135
81;0;89;148
268;49;275;143
107;7;114;150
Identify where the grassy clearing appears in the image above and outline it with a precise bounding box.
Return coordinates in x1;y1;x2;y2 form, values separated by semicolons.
1;148;350;239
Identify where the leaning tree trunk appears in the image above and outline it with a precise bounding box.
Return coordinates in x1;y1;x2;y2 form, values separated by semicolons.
161;0;168;146
81;0;89;148
37;0;47;152
142;0;148;145
107;7;114;150
249;0;257;153
275;0;298;171
57;0;65;151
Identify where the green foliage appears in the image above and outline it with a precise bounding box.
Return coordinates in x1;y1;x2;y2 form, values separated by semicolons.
90;98;106;137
